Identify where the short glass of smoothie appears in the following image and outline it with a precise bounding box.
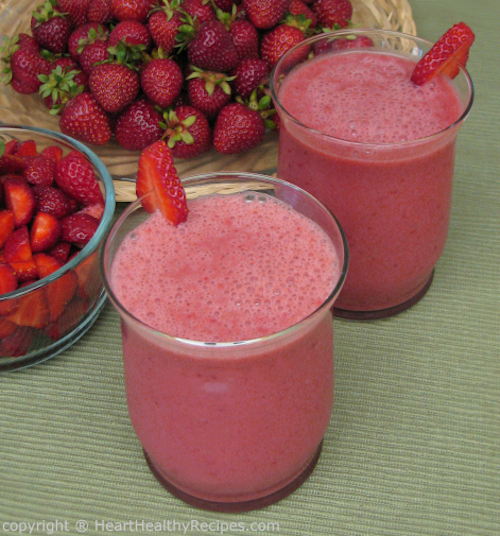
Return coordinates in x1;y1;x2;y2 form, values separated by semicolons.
102;173;348;511
271;29;474;319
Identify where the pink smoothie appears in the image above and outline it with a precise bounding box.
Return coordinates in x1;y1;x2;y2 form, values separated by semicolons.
276;50;467;312
110;191;343;502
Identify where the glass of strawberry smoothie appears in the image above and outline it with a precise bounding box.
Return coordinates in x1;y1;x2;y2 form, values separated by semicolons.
102;173;348;511
271;29;474;319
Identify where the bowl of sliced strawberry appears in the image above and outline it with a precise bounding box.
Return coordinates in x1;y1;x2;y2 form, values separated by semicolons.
0;125;115;370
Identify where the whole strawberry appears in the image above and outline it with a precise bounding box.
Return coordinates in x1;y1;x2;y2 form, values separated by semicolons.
110;0;154;22
9;45;52;94
89;60;140;113
148;2;185;54
231;58;269;99
312;0;352;29
186;68;233;120
88;0;114;24
31;2;73;54
260;23;306;69
59;92;112;146
54;150;104;207
289;0;318;27
109;20;152;48
183;0;217;25
242;0;290;30
188;21;239;72
162;106;212;159
68;22;108;63
114;98;163;151
213;102;265;154
140;56;184;108
57;0;91;27
79;40;111;74
230;19;260;60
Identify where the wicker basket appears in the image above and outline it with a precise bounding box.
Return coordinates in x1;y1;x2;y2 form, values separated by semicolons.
0;0;416;202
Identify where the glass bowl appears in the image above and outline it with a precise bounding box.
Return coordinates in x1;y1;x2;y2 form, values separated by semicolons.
0;125;115;371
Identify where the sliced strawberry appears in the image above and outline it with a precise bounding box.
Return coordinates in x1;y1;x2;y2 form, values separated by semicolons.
411;23;475;86
30;212;63;253
0;210;15;249
61;213;100;248
3;226;38;283
0;326;34;357
3;175;36;227
45;296;87;340
54;150;104;206
40;145;64;163
0;261;19;316
48;241;72;262
77;202;105;220
72;250;101;301
136;140;189;226
4;285;49;329
14;139;38;156
33;253;78;322
1;139;18;156
0;318;16;339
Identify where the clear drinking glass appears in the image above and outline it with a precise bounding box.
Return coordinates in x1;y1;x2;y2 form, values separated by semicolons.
101;173;348;511
271;29;474;319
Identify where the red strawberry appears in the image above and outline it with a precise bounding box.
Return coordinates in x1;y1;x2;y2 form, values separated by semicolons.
3;226;38;283
59;92;112;146
114;98;163;151
30;212;62;253
0;261;18;298
148;8;184;55
39;63;89;114
411;23;475;86
109;20;152;48
14;140;38;157
77;202;105;220
163;105;212;159
68;22;107;63
89;62;140;113
110;0;153;22
79;39;111;74
0;318;16;339
57;0;91;27
260;24;305;69
183;0;217;25
230;19;260;60
40;145;64;164
54;150;104;207
33;253;78;322
136;140;189;225
3;176;36;227
0;211;15;249
88;0;114;24
231;58;269;99
22;155;55;186
45;296;86;340
61;213;100;247
32;185;75;219
10;46;51;93
48;241;72;262
140;57;184;108
0;151;25;175
312;0;352;29
0;326;34;357
72;250;101;301
31;5;73;54
289;0;318;27
213;102;265;154
242;0;290;29
187;69;233;120
188;20;239;72
4;285;49;329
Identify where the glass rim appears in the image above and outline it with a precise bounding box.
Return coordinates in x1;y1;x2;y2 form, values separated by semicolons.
270;28;475;148
0;125;116;301
101;172;349;349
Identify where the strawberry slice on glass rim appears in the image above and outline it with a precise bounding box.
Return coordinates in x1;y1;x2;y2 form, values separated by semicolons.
136;141;189;226
411;22;475;86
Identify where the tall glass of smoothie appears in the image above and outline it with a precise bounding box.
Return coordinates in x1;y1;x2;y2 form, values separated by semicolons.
102;173;348;511
271;29;474;319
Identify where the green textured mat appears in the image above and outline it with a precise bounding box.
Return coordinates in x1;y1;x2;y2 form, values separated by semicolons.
1;1;499;535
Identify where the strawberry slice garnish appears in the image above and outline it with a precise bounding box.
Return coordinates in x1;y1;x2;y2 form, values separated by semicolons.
411;23;475;86
136;140;189;226
3;226;38;283
3;175;37;227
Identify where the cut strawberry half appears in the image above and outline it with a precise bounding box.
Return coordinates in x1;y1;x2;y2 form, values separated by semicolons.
30;212;62;253
3;175;37;227
411;23;475;86
14;139;38;157
4;285;49;329
136;140;189;226
0;210;15;249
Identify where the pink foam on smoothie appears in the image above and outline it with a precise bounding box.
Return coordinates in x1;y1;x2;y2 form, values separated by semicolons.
279;51;462;143
111;192;340;342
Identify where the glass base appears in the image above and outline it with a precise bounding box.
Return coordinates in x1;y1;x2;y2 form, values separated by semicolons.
144;441;323;512
334;270;434;321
